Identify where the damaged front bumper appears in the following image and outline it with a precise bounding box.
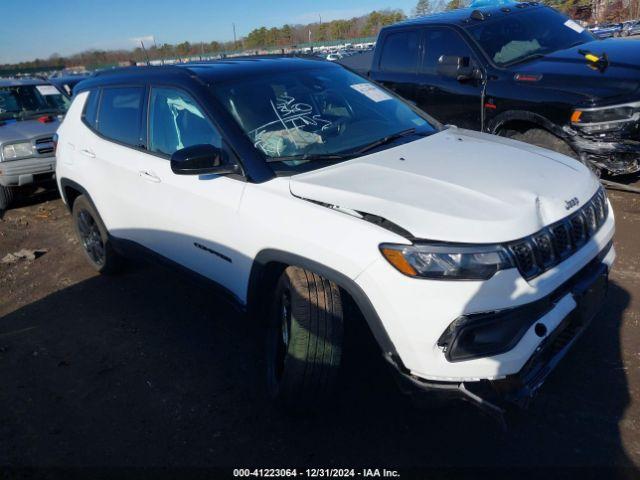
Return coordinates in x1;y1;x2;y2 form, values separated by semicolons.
384;254;610;428
564;125;640;176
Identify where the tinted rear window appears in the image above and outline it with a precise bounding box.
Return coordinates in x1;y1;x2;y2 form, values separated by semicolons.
379;30;420;73
97;87;144;146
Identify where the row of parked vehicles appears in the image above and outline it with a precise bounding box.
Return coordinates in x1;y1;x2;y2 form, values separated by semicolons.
589;19;640;39
323;47;375;62
0;1;634;421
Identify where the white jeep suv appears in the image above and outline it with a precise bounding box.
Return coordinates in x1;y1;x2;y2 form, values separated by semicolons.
55;58;615;417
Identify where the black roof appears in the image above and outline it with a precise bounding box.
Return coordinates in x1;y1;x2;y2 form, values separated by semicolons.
387;1;544;30
0;78;50;87
75;56;337;92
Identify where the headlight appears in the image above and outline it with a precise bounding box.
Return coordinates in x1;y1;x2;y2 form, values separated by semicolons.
2;142;33;161
571;101;640;133
380;243;514;280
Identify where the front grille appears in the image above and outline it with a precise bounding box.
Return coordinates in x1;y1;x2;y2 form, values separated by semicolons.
508;188;609;281
35;136;55;155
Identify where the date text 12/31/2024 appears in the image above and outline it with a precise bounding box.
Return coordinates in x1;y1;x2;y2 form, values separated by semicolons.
233;468;401;478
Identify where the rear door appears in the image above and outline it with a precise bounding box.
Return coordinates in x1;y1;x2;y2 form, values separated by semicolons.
80;85;150;238
415;27;484;129
372;28;422;102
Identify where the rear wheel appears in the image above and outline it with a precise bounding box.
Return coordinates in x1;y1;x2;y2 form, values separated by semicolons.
0;185;15;215
266;266;344;411
72;195;123;274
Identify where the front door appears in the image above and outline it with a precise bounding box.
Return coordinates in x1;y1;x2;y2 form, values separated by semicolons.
134;86;246;297
415;27;484;129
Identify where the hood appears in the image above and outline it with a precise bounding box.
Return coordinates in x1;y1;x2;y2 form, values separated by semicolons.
289;128;600;243
0;117;62;144
514;39;640;103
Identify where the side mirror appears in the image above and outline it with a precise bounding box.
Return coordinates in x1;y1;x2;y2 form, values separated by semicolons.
170;144;239;176
437;55;482;82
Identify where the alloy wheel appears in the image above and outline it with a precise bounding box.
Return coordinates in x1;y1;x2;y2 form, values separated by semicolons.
77;209;105;266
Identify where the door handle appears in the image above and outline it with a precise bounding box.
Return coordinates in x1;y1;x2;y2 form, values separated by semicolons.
138;170;161;183
80;149;95;158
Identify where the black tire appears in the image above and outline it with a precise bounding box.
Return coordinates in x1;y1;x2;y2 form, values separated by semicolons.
266;266;344;411
507;128;578;159
72;195;123;274
0;185;14;215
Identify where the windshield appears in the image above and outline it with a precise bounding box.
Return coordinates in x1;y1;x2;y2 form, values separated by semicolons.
211;66;438;169
0;84;70;121
469;8;594;67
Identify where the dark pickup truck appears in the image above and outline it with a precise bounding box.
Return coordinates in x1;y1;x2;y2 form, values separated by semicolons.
343;2;640;176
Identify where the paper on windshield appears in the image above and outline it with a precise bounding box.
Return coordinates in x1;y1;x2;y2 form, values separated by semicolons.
350;83;392;102
36;85;61;96
564;20;585;34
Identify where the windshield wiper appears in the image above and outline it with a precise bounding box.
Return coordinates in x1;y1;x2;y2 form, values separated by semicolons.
352;128;419;155
265;127;428;162
265;153;352;163
19;109;61;120
504;53;547;67
0;111;20;121
568;40;587;49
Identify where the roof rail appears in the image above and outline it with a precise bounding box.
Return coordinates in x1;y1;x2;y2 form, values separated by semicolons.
93;65;187;77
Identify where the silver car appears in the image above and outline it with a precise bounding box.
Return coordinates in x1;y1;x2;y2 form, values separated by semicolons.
0;78;70;212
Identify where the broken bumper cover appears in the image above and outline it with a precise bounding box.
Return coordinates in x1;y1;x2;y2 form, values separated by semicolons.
565;126;640;175
384;248;611;420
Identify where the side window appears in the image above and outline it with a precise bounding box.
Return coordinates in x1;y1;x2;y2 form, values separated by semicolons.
148;87;220;156
97;86;144;146
379;30;420;73
82;89;100;129
422;28;476;74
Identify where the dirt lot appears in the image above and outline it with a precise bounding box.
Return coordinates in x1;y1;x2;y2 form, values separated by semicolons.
1;184;639;478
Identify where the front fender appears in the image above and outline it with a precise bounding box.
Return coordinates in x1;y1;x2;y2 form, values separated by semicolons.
247;248;399;358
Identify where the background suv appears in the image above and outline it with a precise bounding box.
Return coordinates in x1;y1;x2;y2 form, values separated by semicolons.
0;78;70;212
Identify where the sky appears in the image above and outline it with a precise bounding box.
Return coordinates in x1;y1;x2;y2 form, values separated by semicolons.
0;0;417;64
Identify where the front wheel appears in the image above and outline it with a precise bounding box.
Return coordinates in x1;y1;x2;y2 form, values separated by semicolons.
506;128;578;159
72;195;123;274
266;266;344;411
0;185;15;215
505;128;602;176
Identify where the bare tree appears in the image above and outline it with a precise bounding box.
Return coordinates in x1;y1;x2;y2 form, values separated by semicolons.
413;0;433;17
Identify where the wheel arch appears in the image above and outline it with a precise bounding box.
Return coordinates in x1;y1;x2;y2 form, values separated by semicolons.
246;249;398;357
59;178;89;211
59;178;110;234
488;110;568;140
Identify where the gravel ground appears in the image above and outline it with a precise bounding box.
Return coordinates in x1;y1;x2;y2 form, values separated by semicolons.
0;183;639;478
